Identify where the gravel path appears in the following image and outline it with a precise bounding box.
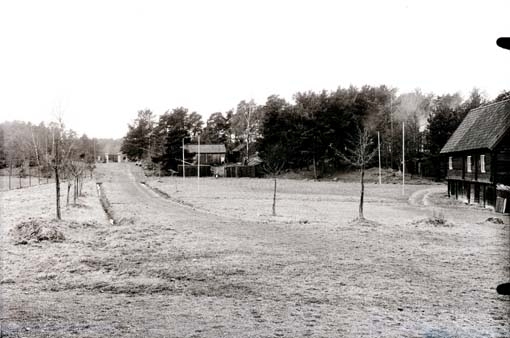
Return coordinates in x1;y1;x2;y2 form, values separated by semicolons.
408;187;445;207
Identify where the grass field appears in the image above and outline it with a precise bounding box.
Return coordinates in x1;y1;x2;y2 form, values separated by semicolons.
144;175;482;226
1;163;508;337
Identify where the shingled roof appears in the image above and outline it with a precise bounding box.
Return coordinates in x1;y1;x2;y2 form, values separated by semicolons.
440;99;510;154
183;144;226;154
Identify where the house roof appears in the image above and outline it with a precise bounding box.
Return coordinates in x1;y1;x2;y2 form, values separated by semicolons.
183;144;226;154
440;99;510;154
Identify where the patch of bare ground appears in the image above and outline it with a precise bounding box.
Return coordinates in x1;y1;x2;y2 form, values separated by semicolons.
1;164;508;337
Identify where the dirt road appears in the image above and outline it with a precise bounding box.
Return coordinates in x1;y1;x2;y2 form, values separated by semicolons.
1;163;508;337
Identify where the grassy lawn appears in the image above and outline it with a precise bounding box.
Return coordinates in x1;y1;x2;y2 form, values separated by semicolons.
146;176;467;225
1;164;508;337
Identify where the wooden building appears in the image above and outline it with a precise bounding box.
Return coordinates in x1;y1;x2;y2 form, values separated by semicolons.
98;152;127;163
183;144;226;165
224;155;264;178
440;99;510;212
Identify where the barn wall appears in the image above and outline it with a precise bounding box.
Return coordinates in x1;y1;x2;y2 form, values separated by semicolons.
446;152;492;183
447;155;464;179
225;165;263;178
177;165;212;177
197;153;224;165
448;179;497;208
495;133;510;185
477;153;492;183
464;154;476;182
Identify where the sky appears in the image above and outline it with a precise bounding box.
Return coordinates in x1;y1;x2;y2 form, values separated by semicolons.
1;0;509;139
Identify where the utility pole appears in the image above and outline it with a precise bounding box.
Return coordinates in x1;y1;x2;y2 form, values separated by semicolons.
148;134;151;162
389;96;393;169
197;134;200;192
378;131;382;185
182;138;185;182
246;104;252;163
402;121;405;195
147;113;153;162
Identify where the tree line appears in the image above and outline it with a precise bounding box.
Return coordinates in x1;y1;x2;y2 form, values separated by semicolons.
121;86;509;178
0;119;118;219
0;121;121;175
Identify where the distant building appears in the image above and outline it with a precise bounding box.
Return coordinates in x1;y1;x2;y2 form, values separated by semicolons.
224;154;264;178
183;144;226;165
231;143;246;163
97;152;127;163
440;99;510;212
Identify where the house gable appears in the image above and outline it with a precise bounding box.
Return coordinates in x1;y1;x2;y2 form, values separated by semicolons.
440;99;510;154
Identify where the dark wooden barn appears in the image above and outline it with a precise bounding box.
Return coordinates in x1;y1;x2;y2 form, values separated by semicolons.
440;99;510;212
183;144;226;165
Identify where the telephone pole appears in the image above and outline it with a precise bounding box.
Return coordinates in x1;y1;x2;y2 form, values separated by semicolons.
197;134;200;192
378;131;382;185
402;121;405;195
182;138;185;181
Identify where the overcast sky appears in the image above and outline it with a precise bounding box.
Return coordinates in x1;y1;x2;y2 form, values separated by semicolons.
1;0;508;139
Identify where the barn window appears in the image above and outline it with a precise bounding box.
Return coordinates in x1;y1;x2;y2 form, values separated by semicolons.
480;155;486;173
467;156;472;173
448;157;453;170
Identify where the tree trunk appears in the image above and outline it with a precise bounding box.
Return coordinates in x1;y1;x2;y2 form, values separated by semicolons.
55;166;61;220
30;126;41;186
312;155;317;180
9;163;12;190
54;130;61;220
67;180;71;206
272;177;277;216
359;166;365;220
19;169;22;189
73;177;78;204
29;166;31;186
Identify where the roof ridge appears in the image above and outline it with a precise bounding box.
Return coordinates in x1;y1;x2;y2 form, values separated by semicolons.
470;98;510;112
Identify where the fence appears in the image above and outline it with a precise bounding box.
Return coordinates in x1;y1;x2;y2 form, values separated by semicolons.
224;165;263;178
177;165;212;177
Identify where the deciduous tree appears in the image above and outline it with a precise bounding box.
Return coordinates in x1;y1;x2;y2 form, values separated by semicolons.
331;127;377;220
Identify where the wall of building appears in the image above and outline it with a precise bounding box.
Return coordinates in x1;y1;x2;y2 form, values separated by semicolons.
448;180;496;208
195;153;225;165
495;133;510;185
447;152;492;183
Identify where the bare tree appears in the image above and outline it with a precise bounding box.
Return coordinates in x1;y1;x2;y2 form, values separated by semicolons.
52;120;64;219
67;160;86;205
1;122;32;189
30;125;43;184
261;144;286;216
51;115;77;219
331;127;377;220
